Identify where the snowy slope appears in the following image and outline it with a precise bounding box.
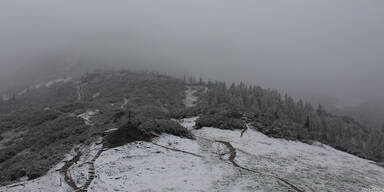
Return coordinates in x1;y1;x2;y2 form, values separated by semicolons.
3;117;384;192
193;124;384;192
2;88;384;192
0;148;77;192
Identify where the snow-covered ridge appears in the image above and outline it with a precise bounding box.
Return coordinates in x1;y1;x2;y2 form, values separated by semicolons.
2;117;384;192
44;77;73;88
33;77;73;89
1;77;73;102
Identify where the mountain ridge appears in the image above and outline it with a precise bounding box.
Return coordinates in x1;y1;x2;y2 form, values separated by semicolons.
0;70;383;190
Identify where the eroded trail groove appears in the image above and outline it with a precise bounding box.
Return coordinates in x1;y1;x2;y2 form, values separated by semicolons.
276;177;305;192
215;140;240;168
214;139;304;192
151;142;202;158
184;87;305;191
81;147;104;192
58;148;82;191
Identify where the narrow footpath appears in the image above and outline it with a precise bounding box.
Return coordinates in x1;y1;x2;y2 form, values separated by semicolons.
58;148;82;191
80;147;104;191
215;139;304;192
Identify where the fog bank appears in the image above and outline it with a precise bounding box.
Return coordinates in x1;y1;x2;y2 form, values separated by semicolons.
0;0;383;107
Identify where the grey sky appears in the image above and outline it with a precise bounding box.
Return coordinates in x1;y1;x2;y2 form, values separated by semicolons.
0;0;383;106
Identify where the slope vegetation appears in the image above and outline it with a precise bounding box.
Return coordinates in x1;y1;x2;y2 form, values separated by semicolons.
0;71;187;185
2;117;383;192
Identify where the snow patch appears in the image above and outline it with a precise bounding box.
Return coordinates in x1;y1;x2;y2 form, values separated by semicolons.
17;89;27;96
92;92;101;99
177;116;198;130
0;130;25;150
78;109;99;125
104;128;118;134
1;94;10;101
121;98;128;109
34;83;44;89
362;187;384;192
45;77;72;88
184;87;198;107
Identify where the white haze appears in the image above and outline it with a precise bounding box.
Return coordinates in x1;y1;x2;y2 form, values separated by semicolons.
0;0;383;107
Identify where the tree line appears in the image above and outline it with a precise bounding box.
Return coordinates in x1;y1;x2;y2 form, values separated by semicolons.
191;80;384;161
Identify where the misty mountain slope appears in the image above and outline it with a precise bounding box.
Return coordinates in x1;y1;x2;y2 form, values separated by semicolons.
192;81;384;162
0;71;188;185
2;117;383;192
0;70;383;190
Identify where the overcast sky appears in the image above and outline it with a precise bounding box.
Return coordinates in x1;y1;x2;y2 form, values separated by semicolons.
0;0;383;106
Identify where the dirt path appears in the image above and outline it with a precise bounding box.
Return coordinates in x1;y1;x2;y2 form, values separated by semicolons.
151;142;202;158
58;131;304;192
181;88;305;191
57;137;105;192
58;148;82;191
193;133;305;192
78;135;201;191
215;140;243;169
81;147;104;192
214;139;304;192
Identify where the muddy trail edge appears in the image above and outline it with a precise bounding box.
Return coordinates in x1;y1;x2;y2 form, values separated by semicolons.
58;148;82;191
215;139;305;192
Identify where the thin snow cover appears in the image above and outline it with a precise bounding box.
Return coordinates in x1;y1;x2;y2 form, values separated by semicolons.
17;89;27;96
104;128;119;133
2;118;384;192
88;136;234;192
45;77;73;88
0;130;26;150
184;87;198;107
194;124;384;192
30;77;73;89
92;92;101;99
34;82;44;89
76;84;82;101
177;116;198;130
68;141;104;187
120;98;128;109
5;76;72;99
362;187;384;192
1;94;10;101
0;148;80;192
78;109;99;125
